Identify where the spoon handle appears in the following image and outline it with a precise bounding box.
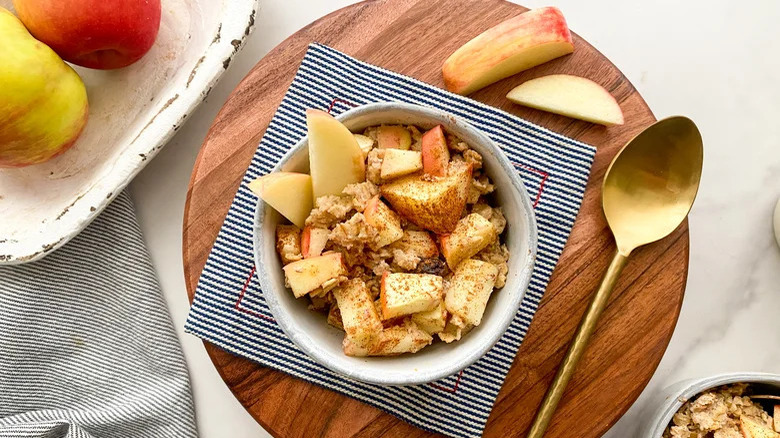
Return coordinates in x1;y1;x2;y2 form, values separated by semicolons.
527;250;630;438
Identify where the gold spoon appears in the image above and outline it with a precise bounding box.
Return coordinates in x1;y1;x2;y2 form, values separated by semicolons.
527;116;703;438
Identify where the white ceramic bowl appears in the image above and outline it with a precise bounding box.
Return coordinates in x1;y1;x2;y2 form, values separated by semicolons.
638;372;780;437
253;102;538;385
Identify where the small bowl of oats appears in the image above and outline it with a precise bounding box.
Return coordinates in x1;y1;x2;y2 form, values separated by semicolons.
250;102;538;385
639;373;780;438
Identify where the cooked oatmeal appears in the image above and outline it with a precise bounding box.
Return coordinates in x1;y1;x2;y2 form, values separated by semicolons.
274;122;512;356
664;384;777;438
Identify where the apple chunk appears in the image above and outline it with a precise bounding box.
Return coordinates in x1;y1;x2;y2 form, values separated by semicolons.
363;196;404;248
282;252;346;298
248;172;313;229
445;259;498;327
740;415;779;438
306;109;366;198
421;125;450;177
442;7;573;95
343;320;433;356
380;272;443;319
332;279;383;348
411;301;448;335
380;165;472;234
440;213;498;268
301;226;329;258
376;125;412;149
389;230;439;259
353;133;374;157
507;74;624;126
380;149;423;180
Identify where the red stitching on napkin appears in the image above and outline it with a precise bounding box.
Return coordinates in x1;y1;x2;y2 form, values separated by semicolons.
235;265;276;322
512;162;548;209
327;98;358;113
429;370;464;393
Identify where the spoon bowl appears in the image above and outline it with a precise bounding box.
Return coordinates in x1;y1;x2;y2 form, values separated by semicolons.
604;116;704;254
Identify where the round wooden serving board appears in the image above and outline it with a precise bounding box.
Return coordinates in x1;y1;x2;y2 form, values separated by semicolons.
183;0;689;436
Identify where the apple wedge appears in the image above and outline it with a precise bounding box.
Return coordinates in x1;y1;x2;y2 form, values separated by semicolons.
442;7;574;95
248;172;313;229
380;149;423;180
363;195;404;248
445;259;498;327
380;165;472;234
306;109;366;198
377;125;412;149
301;226;329;258
380;272;443;319
283;252;346;298
440;213;498;268
740;416;780;438
507;74;624;125
774;405;779;433
421;125;450;177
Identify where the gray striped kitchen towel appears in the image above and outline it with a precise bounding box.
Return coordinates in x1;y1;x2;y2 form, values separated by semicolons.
0;191;197;438
185;43;596;438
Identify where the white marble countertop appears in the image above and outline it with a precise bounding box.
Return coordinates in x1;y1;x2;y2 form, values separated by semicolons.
129;0;780;436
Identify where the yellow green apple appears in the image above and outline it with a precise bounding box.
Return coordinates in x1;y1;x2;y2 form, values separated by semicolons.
0;8;88;168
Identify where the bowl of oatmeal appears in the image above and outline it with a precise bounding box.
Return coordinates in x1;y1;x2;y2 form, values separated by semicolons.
252;102;537;385
639;373;780;438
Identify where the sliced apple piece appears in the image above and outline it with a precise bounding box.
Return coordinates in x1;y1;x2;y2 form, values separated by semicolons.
380;272;443;319
276;225;303;265
442;7;574;95
249;172;313;229
421;125;450;177
301;226;329;258
740;416;780;438
411;301;448;335
507;74;624;125
389;230;439;259
343;320;433;356
376;125;412;150
380;165;472;234
283;252;346;298
773;405;779;433
380;149;423;180
306;109;366;198
353;133;374;158
440;213;498;268
332;278;383;348
438;319;473;343
363;195;404;248
445;259;498;327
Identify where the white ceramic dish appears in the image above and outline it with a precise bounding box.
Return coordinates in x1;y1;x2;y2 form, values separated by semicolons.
0;0;258;264
253;102;538;386
638;372;780;437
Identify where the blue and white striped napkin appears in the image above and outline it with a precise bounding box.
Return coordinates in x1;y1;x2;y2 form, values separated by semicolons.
185;43;595;438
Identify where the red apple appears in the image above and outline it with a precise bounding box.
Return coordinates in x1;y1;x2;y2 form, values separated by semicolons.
421;125;450;177
13;0;161;69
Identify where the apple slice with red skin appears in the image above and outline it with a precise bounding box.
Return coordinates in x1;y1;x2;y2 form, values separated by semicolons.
421;125;450;177
442;7;573;95
301;226;329;258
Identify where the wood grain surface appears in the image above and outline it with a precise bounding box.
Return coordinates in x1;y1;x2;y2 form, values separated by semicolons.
182;0;688;436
